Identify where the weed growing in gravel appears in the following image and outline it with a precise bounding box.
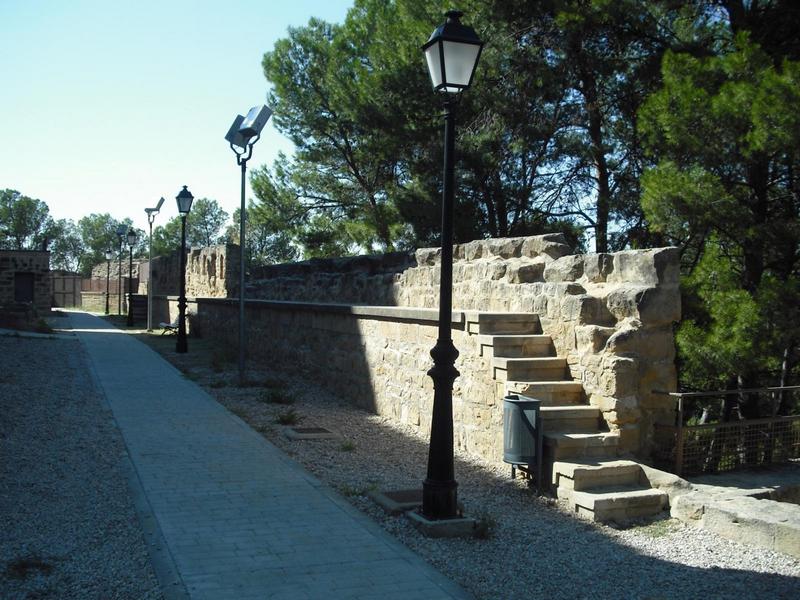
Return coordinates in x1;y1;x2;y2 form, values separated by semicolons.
5;555;54;580
34;319;53;334
259;388;294;405
627;517;680;538
339;484;367;497
208;380;228;389
274;408;301;425
339;440;356;452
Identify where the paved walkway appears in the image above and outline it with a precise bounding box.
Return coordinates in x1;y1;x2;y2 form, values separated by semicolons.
68;311;470;600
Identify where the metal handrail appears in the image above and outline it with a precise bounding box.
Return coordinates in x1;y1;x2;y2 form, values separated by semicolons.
653;385;800;398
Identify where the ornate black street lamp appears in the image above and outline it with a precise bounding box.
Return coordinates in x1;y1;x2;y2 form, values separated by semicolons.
225;104;272;384
126;229;137;326
116;224;128;314
421;10;483;520
175;186;194;353
104;249;113;315
144;197;164;331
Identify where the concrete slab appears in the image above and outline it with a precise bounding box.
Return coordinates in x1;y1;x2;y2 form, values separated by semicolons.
406;510;477;539
369;489;423;515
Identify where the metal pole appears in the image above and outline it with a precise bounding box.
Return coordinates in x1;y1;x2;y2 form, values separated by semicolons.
147;219;153;331
127;245;134;326
238;159;247;384
105;260;110;314
176;215;188;353
422;98;459;520
117;239;123;315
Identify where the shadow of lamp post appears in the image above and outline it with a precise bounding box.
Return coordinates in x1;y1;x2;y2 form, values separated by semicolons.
126;229;137;327
175;186;194;353
144;197;164;331
116;224;128;315
225;104;272;384
104;249;113;315
421;10;483;520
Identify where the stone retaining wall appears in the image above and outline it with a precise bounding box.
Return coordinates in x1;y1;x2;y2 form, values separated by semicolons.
175;234;681;464
191;300;500;460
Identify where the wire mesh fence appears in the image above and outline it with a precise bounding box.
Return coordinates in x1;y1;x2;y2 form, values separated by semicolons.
653;387;800;476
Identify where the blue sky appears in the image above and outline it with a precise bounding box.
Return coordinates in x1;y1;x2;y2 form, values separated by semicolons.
0;0;353;233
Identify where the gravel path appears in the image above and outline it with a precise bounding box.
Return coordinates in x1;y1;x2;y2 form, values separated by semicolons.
0;332;162;600
169;358;800;600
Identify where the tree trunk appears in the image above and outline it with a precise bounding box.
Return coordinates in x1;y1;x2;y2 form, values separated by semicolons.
579;64;611;253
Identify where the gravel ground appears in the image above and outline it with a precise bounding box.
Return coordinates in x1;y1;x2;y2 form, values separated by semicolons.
161;352;800;600
0;331;162;600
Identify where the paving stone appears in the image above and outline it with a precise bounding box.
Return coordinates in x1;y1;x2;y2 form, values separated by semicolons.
70;311;471;600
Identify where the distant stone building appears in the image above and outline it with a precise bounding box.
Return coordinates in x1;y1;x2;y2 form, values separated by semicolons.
0;250;51;314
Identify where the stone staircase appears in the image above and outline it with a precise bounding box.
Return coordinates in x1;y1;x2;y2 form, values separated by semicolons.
475;312;668;523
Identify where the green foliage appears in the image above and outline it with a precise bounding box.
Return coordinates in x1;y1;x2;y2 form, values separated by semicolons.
642;29;800;399
77;213;137;276
0;189;54;250
259;388;294;405
274;408;302;425
151;198;229;258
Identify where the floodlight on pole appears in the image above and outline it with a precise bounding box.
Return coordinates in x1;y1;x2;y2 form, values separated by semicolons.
175;186;194;354
421;10;483;522
116;224;128;315
144;197;164;331
225;104;272;385
126;229;137;327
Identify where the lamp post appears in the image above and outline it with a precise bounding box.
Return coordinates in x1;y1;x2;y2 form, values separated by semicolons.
421;10;483;520
225;104;272;384
126;229;137;327
116;224;127;315
104;249;113;315
175;186;194;353
145;198;165;331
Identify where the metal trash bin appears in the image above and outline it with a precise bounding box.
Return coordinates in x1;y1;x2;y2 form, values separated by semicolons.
503;394;543;492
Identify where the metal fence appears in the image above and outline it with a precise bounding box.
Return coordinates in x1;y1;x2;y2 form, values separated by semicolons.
653;386;800;476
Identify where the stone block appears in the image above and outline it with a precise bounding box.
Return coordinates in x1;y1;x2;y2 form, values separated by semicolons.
607;247;680;287
543;254;584;282
583;253;614;283
520;233;572;260
506;261;545;284
575;325;615;353
485;237;524;259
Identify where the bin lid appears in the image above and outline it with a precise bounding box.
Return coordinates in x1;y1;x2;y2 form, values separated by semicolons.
503;393;542;407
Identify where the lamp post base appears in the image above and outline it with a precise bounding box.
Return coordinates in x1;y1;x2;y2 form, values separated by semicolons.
422;477;459;520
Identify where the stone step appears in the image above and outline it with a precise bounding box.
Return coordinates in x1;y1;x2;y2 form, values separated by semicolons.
477;334;554;358
552;460;643;491
559;485;669;523
540;406;602;432
493;357;567;382
503;381;584;405
468;313;540;335
543;431;619;460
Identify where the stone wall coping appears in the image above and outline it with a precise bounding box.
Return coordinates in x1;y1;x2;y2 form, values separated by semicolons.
160;295;465;326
